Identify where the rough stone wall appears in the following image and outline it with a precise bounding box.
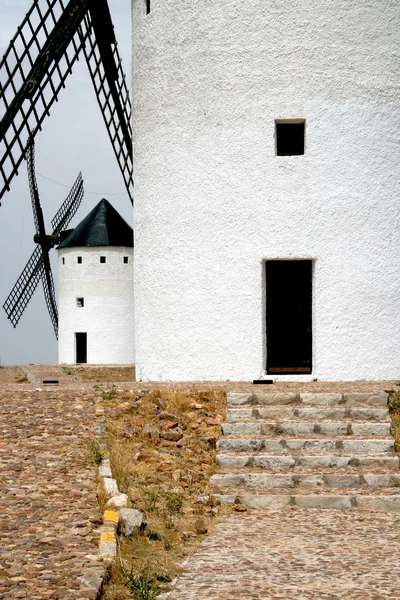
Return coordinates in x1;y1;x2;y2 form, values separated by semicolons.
58;246;134;364
132;0;400;381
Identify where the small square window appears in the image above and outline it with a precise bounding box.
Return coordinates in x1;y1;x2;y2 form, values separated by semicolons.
77;256;82;264
276;121;305;156
100;256;106;264
76;297;84;308
62;257;65;265
124;256;129;264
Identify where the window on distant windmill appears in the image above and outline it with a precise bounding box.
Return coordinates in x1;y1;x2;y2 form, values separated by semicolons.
100;256;106;263
276;120;305;156
76;297;84;308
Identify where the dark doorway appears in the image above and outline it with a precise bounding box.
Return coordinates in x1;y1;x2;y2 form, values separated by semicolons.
75;332;87;364
266;260;312;374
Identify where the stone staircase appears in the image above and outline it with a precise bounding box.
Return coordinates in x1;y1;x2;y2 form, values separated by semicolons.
211;391;400;511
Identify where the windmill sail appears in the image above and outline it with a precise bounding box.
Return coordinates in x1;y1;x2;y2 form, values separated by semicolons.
0;0;133;204
3;139;84;338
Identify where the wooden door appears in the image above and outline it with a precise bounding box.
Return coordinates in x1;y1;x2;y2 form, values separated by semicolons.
266;260;312;374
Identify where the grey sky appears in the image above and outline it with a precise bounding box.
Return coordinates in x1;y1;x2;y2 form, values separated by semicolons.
0;0;133;365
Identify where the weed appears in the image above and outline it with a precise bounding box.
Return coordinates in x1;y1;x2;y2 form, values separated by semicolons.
164;492;183;514
142;489;160;514
88;439;103;465
146;531;161;541
61;366;73;376
125;572;163;600
15;375;28;383
102;385;118;401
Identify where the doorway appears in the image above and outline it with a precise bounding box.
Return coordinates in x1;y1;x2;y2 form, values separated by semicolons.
266;260;312;374
75;332;87;364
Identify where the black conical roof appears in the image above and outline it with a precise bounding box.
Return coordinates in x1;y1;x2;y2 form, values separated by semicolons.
60;198;133;248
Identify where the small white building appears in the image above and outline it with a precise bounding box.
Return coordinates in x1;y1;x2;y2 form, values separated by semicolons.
131;0;400;382
58;198;134;364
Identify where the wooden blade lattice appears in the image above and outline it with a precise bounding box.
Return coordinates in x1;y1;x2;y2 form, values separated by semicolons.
3;246;45;327
80;8;134;204
0;0;90;202
51;172;84;234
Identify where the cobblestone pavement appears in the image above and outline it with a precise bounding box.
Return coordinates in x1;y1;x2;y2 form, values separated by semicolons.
168;510;400;599
0;386;103;600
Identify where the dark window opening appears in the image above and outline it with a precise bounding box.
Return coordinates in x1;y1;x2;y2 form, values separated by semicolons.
100;256;106;264
124;256;129;264
276;121;305;156
146;0;150;14
75;332;87;364
77;256;82;264
76;297;84;308
62;257;65;264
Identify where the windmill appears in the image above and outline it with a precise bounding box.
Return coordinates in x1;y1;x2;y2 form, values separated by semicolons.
3;138;84;338
0;0;134;337
0;0;134;205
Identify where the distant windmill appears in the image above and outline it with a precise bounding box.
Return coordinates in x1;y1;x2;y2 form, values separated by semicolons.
2;138;84;338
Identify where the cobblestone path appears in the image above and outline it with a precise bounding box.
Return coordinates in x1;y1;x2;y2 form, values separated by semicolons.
0;387;103;600
168;510;400;599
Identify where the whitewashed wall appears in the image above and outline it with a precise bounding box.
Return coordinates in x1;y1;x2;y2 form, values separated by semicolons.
58;246;134;364
132;0;400;381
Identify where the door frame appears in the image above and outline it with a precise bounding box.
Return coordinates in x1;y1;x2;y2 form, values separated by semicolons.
262;258;315;376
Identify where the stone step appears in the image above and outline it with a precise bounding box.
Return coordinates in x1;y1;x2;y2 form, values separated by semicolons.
227;392;388;408
222;421;392;437
210;471;400;490
226;407;390;422
216;453;400;470
213;491;400;512
217;437;395;454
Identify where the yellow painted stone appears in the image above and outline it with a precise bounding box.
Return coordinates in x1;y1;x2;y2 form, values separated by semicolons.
100;530;116;546
104;510;118;523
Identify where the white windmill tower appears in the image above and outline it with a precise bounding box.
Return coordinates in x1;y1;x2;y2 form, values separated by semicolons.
132;0;400;382
58;198;134;365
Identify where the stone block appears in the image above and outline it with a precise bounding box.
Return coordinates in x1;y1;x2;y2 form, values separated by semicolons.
324;474;361;489
226;408;254;421
341;439;394;454
297;475;325;488
356;495;400;512
99;459;112;478
210;473;244;488
106;492;128;508
351;423;391;436
252;455;296;469
217;438;265;452
119;508;144;536
216;455;250;468
103;477;118;498
343;392;388;406
240;494;292;510
255;393;297;405
226;393;255;406
295;495;353;510
243;473;294;489
222;422;261;435
300;393;343;406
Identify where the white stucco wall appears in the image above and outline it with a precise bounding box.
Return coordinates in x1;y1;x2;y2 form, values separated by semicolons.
132;0;400;381
58;246;134;364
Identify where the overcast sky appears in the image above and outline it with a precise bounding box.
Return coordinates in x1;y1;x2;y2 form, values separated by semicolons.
0;0;133;365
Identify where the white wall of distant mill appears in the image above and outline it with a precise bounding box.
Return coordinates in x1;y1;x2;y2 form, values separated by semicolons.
58;246;134;364
132;0;400;381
